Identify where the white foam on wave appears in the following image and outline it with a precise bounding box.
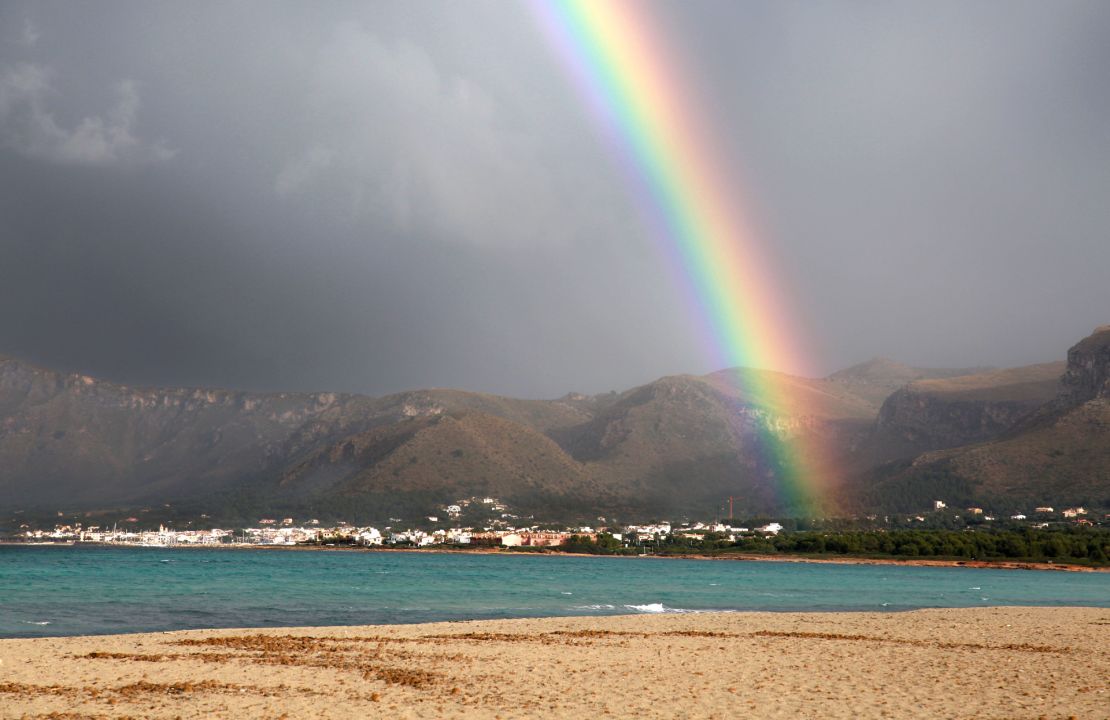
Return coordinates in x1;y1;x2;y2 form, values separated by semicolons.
624;603;699;614
573;603;704;614
561;591;573;595
627;603;668;613
23;620;50;625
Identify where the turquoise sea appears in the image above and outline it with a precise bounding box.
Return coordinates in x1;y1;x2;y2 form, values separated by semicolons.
1;545;1107;638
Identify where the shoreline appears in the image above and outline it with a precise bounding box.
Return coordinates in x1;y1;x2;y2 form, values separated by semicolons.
1;607;1106;719
5;540;1106;572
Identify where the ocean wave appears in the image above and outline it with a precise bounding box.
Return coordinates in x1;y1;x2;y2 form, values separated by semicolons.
624;603;696;614
573;602;697;613
22;620;51;625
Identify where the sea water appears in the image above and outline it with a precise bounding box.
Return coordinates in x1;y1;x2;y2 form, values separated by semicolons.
1;545;1107;638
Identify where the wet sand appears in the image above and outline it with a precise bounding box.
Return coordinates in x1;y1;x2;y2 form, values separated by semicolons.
1;606;1106;719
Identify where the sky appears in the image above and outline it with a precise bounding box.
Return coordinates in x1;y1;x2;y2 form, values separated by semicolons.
1;1;1108;399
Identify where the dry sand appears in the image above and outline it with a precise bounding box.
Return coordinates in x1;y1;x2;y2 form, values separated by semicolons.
1;607;1107;719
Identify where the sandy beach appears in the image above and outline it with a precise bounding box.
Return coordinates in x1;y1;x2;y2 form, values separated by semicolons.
1;607;1106;719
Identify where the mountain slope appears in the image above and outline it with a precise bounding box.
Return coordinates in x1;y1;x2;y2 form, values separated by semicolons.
543;366;943;516
0;355;381;507
861;328;1110;511
272;368;882;519
860;362;1065;463
275;411;613;518
0;350;620;507
2;328;1105;523
826;357;994;408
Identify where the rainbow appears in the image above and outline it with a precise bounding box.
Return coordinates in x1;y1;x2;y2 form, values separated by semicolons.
529;0;830;515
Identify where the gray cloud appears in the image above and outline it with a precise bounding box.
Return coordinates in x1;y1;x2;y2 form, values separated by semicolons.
271;22;574;247
20;18;38;47
0;0;1107;398
0;64;173;164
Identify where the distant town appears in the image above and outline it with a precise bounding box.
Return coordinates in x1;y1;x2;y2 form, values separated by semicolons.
11;495;770;548
7;495;1105;553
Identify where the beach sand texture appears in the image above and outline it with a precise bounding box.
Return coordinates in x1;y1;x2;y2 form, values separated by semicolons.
1;607;1107;719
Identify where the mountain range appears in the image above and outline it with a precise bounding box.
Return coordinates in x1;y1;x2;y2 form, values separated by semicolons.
2;326;1108;524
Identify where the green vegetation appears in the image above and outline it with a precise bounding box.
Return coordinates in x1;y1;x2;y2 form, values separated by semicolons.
561;533;626;554
557;527;1110;566
686;527;1109;565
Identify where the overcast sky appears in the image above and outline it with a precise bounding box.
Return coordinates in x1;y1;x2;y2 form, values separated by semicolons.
1;1;1108;398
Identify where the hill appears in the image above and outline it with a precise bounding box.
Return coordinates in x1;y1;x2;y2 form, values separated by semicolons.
0;357;594;514
825;357;994;407
859;362;1065;464
2;328;1107;523
861;327;1110;512
0;355;374;507
274;367;888;520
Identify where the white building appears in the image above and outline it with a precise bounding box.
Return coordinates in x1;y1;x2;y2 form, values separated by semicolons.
445;528;471;544
626;523;671;541
357;528;383;546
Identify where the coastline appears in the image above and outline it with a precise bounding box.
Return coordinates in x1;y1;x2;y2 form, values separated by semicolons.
7;540;1105;572
2;607;1106;719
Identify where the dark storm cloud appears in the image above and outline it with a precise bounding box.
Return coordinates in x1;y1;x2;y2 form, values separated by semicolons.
0;1;1108;397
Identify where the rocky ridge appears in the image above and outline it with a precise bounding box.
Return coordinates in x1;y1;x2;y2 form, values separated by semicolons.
861;327;1110;511
2;326;1107;521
